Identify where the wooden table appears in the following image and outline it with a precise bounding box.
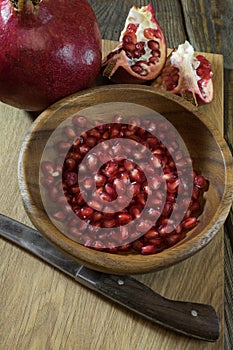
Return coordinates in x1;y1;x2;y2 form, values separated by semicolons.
1;1;232;349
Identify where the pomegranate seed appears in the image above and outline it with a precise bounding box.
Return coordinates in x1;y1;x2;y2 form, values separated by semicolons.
91;211;103;222
136;193;147;206
102;161;118;177
136;220;152;232
129;168;142;182
86;136;97;147
113;114;123;123
192;186;200;199
79;144;90;155
126;23;138;33
182;217;198;230
117;213;132;225
103;219;116;228
106;244;118;253
88;129;101;138
57;194;69;205
143;28;160;40
123;33;136;51
124;159;134;171
95;174;106;187
133;49;145;59
149;56;160;64
68;226;82;237
78;207;94;220
99;191;113;203
91;241;105;251
75;193;85;205
41;161;54;175
57;141;70;152
86;154;98;171
144;229;159;240
113;178;126;194
189;200;201;212
64;172;78;186
48;187;59;201
158;224;169;237
110;125;120;138
52;210;66;221
41;174;55;188
105;183;117;199
148;40;160;50
175;224;182;234
141;244;156;255
150;175;161;190
131;64;143;74
117;171;130;184
145;207;160;220
166;234;181;246
167;179;179;193
129;205;142;219
142;183;152;195
65;158;76;170
166;192;176;203
118;243;131;252
152;49;160;57
194;175;208;189
68;152;82;163
64;126;76;139
162;202;173;217
72;115;87;127
131;240;143;252
82;177;94;191
72;137;83;148
120;226;130;240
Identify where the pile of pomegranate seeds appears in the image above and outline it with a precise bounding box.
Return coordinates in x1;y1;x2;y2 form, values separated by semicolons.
40;113;209;255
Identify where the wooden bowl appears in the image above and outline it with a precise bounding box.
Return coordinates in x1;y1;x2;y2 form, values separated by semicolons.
18;85;233;274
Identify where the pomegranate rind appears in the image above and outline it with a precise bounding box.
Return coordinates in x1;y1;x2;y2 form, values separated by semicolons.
102;4;167;84
152;41;214;105
0;0;102;111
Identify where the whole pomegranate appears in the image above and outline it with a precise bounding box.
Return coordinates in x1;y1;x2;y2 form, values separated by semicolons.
152;41;213;105
0;0;102;111
102;4;167;84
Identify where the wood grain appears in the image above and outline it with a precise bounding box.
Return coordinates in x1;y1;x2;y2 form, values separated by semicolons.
0;39;230;350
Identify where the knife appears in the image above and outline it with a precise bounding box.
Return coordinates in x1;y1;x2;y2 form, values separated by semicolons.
0;214;219;342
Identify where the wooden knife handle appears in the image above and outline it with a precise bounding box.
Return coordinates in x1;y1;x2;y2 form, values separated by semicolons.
96;274;220;342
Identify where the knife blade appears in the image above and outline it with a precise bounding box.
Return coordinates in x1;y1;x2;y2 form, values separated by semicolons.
0;213;219;342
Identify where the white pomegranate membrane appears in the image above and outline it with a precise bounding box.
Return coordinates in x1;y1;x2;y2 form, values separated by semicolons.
154;41;213;105
40;102;209;255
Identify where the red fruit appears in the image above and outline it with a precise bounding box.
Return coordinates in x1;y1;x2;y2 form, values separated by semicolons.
0;0;102;111
102;4;167;83
152;41;213;105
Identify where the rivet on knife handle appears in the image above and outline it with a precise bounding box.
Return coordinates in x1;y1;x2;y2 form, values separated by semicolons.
94;274;220;342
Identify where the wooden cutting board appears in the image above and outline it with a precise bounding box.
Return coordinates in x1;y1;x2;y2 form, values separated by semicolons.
0;40;224;349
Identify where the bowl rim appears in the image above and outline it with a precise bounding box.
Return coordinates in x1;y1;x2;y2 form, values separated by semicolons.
18;84;233;274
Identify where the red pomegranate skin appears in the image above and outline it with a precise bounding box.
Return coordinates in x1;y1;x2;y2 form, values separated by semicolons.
0;0;102;111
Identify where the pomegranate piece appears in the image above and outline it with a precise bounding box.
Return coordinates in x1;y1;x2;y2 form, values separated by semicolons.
0;0;102;111
152;41;213;105
102;4;167;83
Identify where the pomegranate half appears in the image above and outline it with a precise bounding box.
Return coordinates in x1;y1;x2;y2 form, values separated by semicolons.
152;41;214;105
0;0;102;111
102;4;167;84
